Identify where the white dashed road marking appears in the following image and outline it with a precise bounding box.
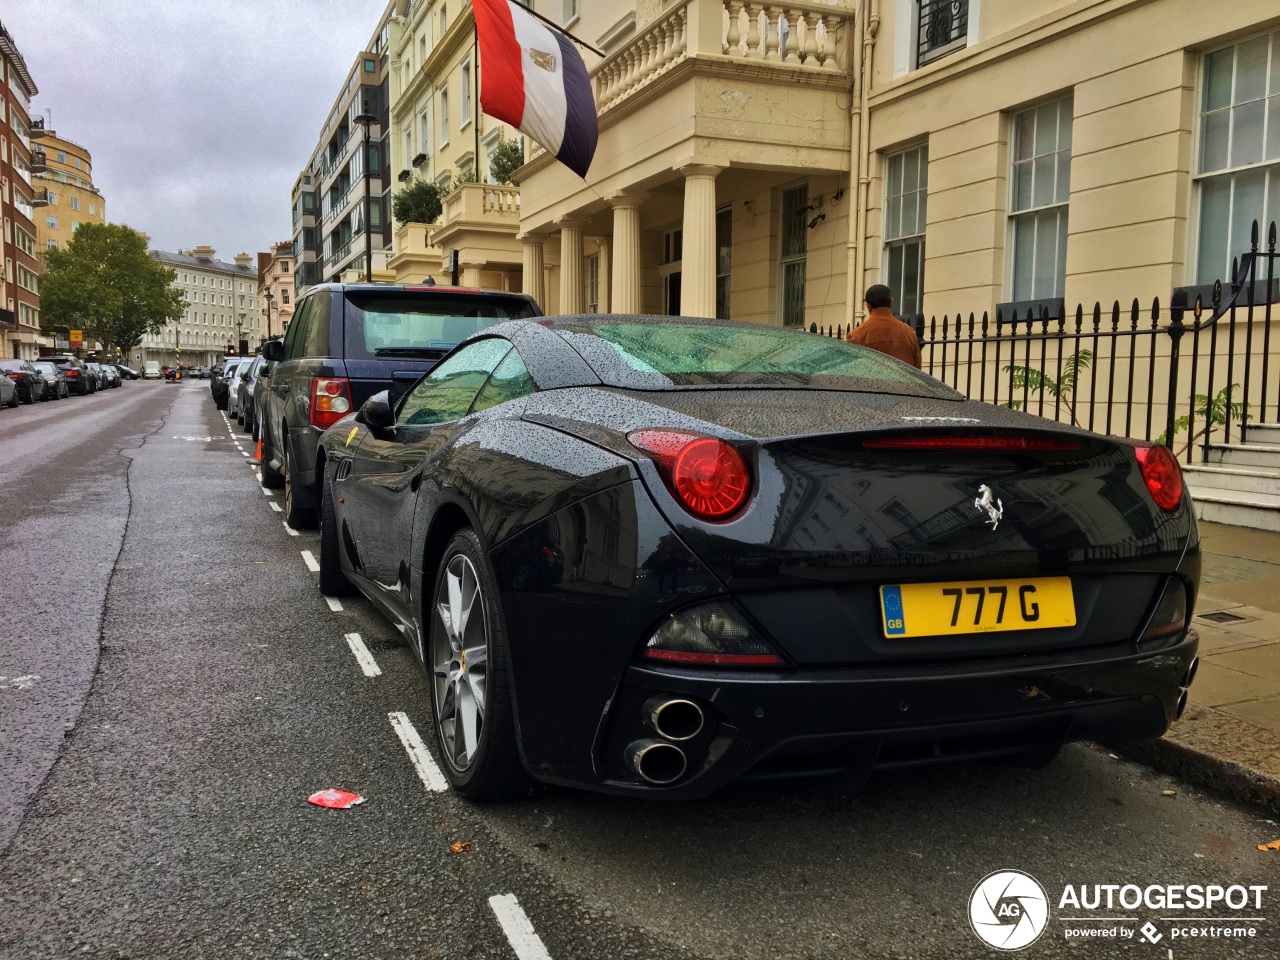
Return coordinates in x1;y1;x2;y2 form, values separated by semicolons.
301;550;319;573
269;502;282;513
283;522;299;537
324;596;344;612
343;632;382;677
488;894;554;960
388;712;448;793
261;486;273;496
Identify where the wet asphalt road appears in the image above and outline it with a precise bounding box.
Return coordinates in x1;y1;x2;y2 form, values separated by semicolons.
0;380;1277;960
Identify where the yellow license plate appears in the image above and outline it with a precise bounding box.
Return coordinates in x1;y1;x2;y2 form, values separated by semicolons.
880;577;1075;638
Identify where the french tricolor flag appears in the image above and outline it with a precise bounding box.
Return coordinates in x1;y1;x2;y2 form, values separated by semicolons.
473;0;598;179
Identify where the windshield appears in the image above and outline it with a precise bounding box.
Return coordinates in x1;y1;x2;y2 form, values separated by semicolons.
560;322;955;397
344;291;538;361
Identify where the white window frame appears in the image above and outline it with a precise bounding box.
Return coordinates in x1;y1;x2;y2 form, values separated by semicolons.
1006;96;1073;307
894;0;982;77
1191;29;1280;287
778;182;808;327
439;88;449;147
882;144;929;318
460;59;472;130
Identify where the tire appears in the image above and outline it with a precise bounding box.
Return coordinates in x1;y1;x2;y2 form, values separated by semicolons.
282;442;315;529
318;471;356;596
260;424;285;489
5;392;16;409
427;529;527;800
20;387;33;405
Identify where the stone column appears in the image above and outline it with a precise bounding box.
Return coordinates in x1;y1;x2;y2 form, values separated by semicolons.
558;219;586;314
610;194;646;314
595;237;612;314
461;263;482;288
520;234;545;307
679;164;723;318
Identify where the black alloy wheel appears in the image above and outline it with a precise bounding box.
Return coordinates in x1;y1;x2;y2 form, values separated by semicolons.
427;529;526;800
317;472;355;597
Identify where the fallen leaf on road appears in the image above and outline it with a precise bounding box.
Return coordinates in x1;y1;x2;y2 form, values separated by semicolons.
1162;789;1177;797
307;789;365;809
449;840;473;854
1258;839;1280;852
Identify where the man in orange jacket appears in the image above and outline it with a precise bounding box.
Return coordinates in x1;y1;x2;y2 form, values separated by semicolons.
846;284;922;368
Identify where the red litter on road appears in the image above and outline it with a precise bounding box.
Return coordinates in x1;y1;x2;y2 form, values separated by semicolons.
307;789;365;809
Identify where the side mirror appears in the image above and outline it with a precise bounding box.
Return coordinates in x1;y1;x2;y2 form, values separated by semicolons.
262;339;284;363
355;390;395;432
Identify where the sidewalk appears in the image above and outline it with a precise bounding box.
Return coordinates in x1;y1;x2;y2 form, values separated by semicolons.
1118;521;1280;814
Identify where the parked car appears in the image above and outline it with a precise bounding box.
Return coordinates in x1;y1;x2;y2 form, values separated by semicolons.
237;354;270;438
142;360;162;380
259;283;541;526
84;362;109;392
0;359;51;403
194;366;211;380
112;363;140;381
315;316;1201;801
214;359;245;411
31;360;68;399
44;355;93;396
0;372;16;408
98;364;122;389
226;361;252;420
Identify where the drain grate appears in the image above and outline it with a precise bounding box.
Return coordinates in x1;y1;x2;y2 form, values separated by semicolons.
1197;611;1247;624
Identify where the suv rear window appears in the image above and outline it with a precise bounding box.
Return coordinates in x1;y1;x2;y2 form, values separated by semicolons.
343;290;537;362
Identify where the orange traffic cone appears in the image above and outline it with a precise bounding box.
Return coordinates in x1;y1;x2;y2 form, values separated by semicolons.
248;435;263;466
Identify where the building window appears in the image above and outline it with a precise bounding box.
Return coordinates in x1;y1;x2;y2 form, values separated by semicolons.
440;6;448;36
563;0;578;24
56;150;66;163
884;144;928;317
716;206;732;320
439;90;449;145
89;201;95;215
917;0;969;67
47;239;57;250
71;196;80;211
47;190;57;204
586;255;599;312
1009;96;1073;304
460;59;472;127
1195;30;1280;285
364;59;376;73
282;289;290;304
780;184;808;326
45;215;57;228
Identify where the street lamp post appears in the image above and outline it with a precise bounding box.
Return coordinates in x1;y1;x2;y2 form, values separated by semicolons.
264;290;275;340
353;103;377;283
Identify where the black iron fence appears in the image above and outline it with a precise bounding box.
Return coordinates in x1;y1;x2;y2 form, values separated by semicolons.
811;221;1280;463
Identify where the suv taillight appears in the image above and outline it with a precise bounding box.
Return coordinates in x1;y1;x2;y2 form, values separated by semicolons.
310;377;352;429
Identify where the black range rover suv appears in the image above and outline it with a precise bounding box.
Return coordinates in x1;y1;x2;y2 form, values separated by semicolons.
259;283;541;528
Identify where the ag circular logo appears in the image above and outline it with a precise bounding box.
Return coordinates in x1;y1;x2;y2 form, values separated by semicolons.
969;870;1050;951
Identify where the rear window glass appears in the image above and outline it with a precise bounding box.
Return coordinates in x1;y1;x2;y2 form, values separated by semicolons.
344;291;537;362
560;322;955;396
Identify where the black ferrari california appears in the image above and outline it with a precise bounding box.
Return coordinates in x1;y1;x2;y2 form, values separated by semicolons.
316;316;1199;800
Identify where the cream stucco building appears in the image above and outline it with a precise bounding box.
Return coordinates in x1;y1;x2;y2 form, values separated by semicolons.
31;128;106;264
145;247;259;368
258;241;295;347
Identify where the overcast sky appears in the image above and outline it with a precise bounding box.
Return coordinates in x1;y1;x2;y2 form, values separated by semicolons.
4;0;383;262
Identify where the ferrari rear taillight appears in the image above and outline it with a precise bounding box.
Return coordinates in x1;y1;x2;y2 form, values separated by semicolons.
862;435;1081;451
628;430;752;521
642;601;784;667
310;377;352;429
1134;443;1183;511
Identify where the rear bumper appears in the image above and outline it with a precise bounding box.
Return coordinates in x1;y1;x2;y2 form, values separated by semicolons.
581;633;1198;799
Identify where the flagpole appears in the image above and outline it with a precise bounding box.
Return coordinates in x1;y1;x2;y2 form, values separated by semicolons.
511;3;606;57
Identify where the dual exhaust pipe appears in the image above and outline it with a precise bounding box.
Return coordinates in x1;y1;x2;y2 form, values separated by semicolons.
625;698;707;785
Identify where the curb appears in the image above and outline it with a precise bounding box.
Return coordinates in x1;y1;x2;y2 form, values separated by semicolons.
1113;703;1280;818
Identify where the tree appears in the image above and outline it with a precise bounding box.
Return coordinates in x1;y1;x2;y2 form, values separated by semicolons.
489;137;524;186
1157;384;1248;457
40;223;185;354
392;179;445;226
1003;349;1094;427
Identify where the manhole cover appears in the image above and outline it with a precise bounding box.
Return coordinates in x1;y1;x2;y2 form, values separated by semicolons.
1197;611;1247;624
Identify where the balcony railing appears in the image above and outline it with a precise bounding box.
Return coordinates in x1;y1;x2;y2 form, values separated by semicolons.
30;149;46;171
29;116;45;138
593;0;849;113
440;182;522;226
